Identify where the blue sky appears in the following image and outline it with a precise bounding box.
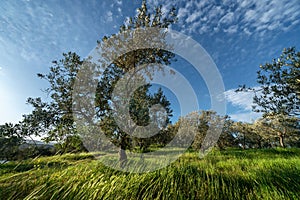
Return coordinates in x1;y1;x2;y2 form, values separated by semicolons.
0;0;300;124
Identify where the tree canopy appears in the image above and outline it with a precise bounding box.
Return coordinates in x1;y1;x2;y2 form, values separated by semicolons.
238;47;300;116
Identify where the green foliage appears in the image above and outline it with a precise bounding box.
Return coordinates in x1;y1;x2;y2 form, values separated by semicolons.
20;52;84;157
93;1;177;161
0;123;56;160
236;47;300;147
54;135;88;154
0;123;23;160
25;52;83;143
131;86;173;152
177;111;236;150
239;47;300;116
254;114;299;148
1;149;300;199
231;115;300;149
232;121;265;149
16;1;177;162
98;83;173;154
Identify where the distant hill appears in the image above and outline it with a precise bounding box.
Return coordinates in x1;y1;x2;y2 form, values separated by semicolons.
19;140;55;150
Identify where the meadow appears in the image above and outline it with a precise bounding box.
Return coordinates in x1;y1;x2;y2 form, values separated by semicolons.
0;148;299;200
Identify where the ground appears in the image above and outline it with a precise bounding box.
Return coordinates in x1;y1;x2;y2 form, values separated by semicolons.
0;148;299;199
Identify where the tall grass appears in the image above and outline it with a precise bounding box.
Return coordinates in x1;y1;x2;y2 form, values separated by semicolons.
0;148;299;199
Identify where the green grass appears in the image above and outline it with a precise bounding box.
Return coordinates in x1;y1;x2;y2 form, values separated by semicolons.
0;148;300;199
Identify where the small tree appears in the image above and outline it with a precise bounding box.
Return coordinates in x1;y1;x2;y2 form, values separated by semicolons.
24;52;84;152
238;47;300;116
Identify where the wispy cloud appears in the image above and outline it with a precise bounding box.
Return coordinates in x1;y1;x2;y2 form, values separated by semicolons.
224;87;262;122
148;0;300;38
219;12;235;25
108;0;124;18
240;0;300;37
224;88;256;111
105;11;113;22
0;0;112;67
224;25;238;34
115;0;122;6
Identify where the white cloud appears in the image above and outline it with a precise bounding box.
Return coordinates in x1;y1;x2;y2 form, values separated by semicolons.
283;19;300;32
229;112;261;123
20;49;38;62
219;12;235;25
207;6;225;22
224;25;238;34
224;88;256;111
199;24;209;34
115;0;122;6
150;0;300;37
110;0;122;8
244;9;256;22
186;11;201;23
224;87;263;122
177;7;188;19
238;0;254;8
106;11;113;22
243;27;251;36
240;0;300;36
117;7;122;14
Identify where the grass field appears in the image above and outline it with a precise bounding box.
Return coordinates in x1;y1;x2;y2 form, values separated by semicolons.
0;148;299;199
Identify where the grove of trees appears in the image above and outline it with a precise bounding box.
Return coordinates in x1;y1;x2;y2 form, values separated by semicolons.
238;47;300;148
1;1;299;162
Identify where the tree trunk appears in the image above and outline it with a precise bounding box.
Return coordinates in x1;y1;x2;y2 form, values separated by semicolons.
119;148;127;166
278;134;285;148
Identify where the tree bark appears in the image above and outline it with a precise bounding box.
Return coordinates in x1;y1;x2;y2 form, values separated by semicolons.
278;134;285;148
119;148;127;164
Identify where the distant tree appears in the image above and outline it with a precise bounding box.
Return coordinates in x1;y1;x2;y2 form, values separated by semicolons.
232;121;247;149
192;111;211;150
21;97;56;140
254;114;299;148
238;47;300;116
217;115;236;149
233;121;265;149
192;111;235;150
174;112;200;149
0;123;23;160
55;135;88;154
